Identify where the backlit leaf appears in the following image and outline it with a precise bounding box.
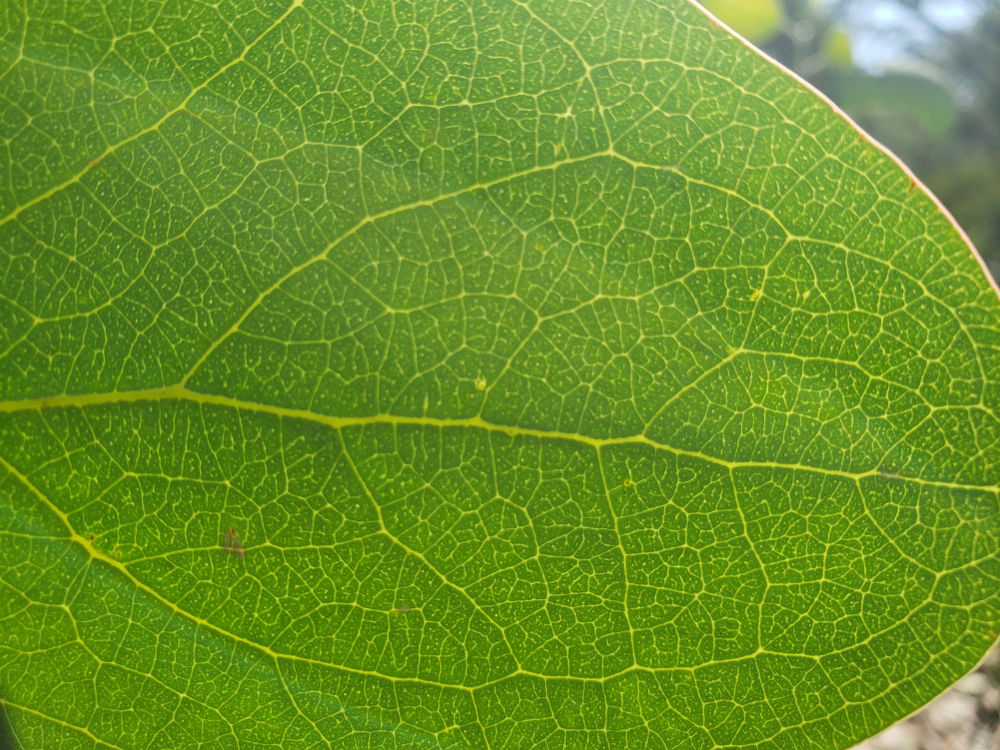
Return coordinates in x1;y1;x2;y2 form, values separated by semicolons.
1;1;999;748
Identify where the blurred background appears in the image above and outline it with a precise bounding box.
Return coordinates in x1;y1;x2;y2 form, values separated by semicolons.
702;1;1000;748
702;0;1000;286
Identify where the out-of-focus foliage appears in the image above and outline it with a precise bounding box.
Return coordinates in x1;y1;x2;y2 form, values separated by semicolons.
708;0;1000;282
700;0;784;41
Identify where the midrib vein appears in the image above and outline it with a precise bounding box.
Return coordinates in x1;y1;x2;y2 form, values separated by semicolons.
0;386;995;495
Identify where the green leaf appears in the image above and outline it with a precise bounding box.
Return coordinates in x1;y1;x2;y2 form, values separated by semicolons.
834;69;958;138
1;1;998;748
823;29;853;70
699;0;783;44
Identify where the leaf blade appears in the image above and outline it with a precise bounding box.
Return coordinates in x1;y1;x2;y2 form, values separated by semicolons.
2;0;999;748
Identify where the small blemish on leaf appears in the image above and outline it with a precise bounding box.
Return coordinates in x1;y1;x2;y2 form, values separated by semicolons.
223;527;246;560
624;479;633;487
750;289;763;301
475;376;486;390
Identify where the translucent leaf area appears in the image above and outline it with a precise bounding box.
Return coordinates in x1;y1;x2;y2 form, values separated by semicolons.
1;1;999;748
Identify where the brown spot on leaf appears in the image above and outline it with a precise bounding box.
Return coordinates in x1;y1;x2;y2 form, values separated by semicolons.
223;527;246;560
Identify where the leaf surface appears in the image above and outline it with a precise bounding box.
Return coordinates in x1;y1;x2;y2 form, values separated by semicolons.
1;1;999;748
